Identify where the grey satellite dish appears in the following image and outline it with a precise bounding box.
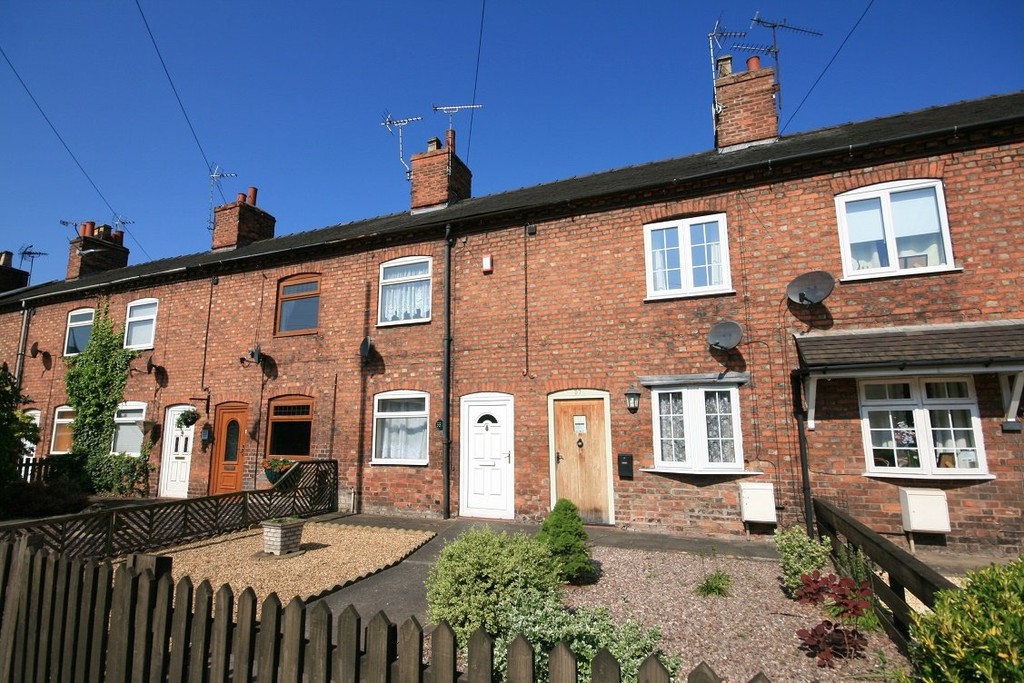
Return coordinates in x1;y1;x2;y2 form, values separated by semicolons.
29;341;40;358
146;355;156;374
359;336;374;358
708;320;743;351
787;271;835;305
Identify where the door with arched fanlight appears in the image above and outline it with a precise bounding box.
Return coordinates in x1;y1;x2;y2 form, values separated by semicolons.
459;393;515;519
211;403;247;494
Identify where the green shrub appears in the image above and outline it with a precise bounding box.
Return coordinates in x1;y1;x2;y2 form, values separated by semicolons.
536;498;594;584
910;558;1024;681
494;590;681;683
775;525;832;596
86;452;153;496
425;527;562;646
696;570;732;597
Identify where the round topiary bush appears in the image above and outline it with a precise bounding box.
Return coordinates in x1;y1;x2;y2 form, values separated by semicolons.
537;498;594;584
910;557;1024;681
425;527;562;646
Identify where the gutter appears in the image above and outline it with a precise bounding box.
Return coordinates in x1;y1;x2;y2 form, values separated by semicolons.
441;224;454;519
790;371;816;537
14;303;32;389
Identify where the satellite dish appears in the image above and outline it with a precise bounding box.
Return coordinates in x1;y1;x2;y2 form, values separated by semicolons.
29;341;40;358
248;345;262;365
787;271;835;305
145;356;156;374
708;320;743;351
359;336;374;358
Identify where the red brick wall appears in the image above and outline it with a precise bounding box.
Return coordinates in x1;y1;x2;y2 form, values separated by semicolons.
714;65;778;149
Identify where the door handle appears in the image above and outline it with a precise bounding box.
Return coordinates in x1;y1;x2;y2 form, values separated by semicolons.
503;451;511;463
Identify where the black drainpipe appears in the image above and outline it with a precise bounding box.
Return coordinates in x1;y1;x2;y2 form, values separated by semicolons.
791;370;815;537
442;224;454;518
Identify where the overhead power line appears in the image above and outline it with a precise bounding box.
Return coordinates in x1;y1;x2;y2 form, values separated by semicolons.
466;0;487;163
134;0;226;203
0;42;151;260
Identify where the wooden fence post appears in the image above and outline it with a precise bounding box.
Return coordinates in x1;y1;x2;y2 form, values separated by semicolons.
187;581;214;682
306;601;333;683
256;593;283;682
506;634;535;683
0;535;42;682
427;621;457;683
333;605;362;683
637;654;670;683
548;642;577;683
126;554;173;581
166;576;194;682
397;616;423;683
591;649;620;683
280;597;307;683
233;588;259;683
365;611;396;683
209;584;235;681
466;629;493;683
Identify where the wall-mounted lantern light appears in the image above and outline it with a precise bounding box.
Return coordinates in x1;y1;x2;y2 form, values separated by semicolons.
625;386;641;414
200;424;213;446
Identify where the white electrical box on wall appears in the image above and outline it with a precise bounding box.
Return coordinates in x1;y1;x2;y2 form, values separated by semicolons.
739;482;777;523
899;488;951;533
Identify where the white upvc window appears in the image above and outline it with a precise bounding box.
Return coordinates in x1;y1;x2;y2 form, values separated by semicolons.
112;401;147;456
124;299;158;350
651;385;743;472
378;257;432;325
644;213;732;299
836;180;955;279
64;308;94;356
372;390;429;465
51;406;76;454
859;377;987;477
23;409;41;459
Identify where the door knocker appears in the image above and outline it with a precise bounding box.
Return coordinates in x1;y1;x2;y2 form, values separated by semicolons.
576;438;584;448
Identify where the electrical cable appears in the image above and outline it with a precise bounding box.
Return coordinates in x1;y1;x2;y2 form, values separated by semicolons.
466;0;487;163
134;0;226;203
0;42;152;260
781;0;876;134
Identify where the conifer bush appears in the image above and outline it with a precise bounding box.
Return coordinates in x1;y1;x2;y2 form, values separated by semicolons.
536;498;594;584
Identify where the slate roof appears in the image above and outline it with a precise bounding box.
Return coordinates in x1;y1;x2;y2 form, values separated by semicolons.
4;90;1023;307
795;320;1024;370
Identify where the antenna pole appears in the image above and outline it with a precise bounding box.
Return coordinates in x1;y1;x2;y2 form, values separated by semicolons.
17;244;47;279
707;17;746;133
381;113;423;179
736;13;822;111
208;163;238;232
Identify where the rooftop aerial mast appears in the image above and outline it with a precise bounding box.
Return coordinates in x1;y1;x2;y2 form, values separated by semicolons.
381;111;423;179
732;12;822;111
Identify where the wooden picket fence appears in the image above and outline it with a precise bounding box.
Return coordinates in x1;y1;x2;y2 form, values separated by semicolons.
16;457;55;484
0;536;770;683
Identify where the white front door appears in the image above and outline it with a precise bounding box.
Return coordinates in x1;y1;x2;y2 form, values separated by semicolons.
159;405;195;498
459;393;515;519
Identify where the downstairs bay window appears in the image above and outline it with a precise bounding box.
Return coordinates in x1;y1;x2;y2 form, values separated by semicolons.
372;391;429;465
859;377;987;477
651;385;743;472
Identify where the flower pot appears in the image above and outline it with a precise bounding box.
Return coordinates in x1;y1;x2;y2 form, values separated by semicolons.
264;468;286;485
261;518;304;556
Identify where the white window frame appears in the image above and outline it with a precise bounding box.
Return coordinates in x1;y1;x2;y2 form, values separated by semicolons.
50;406;76;454
650;385;743;473
836;179;955;280
111;401;147;457
63;308;94;356
859;377;988;478
378;256;432;326
124;298;159;350
371;390;430;465
22;409;41;459
643;213;732;300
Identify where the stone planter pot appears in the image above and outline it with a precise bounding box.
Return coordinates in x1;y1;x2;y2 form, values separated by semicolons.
261;518;304;556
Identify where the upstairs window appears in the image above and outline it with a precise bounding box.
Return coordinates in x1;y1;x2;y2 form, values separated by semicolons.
379;257;432;325
267;396;313;458
50;406;76;454
644;214;732;299
651;385;743;472
372;391;429;465
64;308;94;356
124;299;158;350
836;180;954;279
276;275;320;335
859;377;986;477
112;402;147;456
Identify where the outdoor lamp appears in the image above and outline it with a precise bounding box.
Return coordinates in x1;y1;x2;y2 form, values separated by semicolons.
625;386;641;414
200;424;213;445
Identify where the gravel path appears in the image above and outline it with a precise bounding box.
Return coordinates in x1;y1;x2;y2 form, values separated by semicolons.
564;546;910;683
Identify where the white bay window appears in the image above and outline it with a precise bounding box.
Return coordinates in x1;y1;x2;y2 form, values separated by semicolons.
372;391;429;465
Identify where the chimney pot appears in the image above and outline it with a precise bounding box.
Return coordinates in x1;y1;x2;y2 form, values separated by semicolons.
95;224;111;241
111;230;124;246
716;55;733;79
0;251;12;268
426;137;442;152
81;221;95;237
746;55;761;72
247;186;258;206
237;192;247;203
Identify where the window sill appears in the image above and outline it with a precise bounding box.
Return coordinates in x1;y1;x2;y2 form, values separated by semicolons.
644;289;736;303
840;266;962;283
124;345;154;351
863;471;995;481
274;329;319;338
371;460;429;467
641;468;761;476
377;318;432;328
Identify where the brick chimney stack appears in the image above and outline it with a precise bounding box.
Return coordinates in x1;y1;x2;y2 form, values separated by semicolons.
212;186;276;250
66;221;130;280
713;55;779;150
0;251;30;293
409;129;472;213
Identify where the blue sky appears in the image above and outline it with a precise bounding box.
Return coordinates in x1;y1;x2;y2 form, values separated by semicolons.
2;1;1022;286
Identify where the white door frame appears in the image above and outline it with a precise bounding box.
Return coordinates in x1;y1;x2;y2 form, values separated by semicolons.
459;392;515;519
547;389;615;523
158;404;196;498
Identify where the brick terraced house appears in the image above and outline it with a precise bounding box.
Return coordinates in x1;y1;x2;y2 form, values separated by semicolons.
2;57;1022;554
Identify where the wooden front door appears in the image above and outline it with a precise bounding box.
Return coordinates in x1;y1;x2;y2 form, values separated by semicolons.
211;404;246;494
553;397;612;524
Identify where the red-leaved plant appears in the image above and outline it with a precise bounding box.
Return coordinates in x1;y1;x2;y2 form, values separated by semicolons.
795;571;873;667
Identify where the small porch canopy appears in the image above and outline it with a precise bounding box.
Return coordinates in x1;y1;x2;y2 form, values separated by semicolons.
794;320;1024;430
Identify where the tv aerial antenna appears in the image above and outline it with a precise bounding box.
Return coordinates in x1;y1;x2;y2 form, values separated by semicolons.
381;111;422;179
59;219;88;239
207;163;238;232
432;103;483;131
707;17;747;123
732;12;821;110
112;214;134;233
17;244;47;279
